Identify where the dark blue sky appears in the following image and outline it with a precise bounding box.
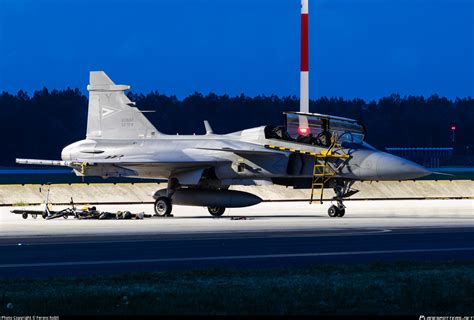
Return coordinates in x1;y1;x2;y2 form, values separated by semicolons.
0;0;472;100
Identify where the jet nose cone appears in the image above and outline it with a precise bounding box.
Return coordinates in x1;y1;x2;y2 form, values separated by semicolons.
375;152;431;180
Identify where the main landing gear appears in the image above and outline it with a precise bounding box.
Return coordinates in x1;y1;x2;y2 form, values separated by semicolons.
154;197;173;217
208;207;226;217
153;179;229;218
154;178;178;217
154;198;227;218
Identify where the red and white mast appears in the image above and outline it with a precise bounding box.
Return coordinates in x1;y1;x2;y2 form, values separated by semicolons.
300;0;309;114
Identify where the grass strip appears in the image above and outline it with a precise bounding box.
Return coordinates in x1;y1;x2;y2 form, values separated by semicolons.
1;260;473;315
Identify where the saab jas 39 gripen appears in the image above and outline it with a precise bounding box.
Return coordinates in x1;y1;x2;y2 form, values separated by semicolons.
16;0;431;218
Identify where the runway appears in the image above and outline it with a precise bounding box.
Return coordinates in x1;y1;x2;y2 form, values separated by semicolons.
0;200;473;278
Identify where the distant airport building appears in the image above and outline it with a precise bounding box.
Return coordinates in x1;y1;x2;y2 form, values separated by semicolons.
385;147;454;168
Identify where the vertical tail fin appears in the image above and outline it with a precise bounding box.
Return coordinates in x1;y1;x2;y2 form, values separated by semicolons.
86;71;160;139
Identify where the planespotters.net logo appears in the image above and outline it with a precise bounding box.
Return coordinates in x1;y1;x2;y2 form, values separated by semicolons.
419;316;474;320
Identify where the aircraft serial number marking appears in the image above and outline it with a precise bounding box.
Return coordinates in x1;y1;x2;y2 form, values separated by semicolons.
122;118;134;127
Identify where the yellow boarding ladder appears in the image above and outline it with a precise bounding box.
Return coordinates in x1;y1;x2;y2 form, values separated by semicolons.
310;137;350;204
265;137;350;204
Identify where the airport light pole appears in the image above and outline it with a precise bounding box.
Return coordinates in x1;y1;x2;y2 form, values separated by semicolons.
297;0;310;134
300;0;309;114
451;124;456;144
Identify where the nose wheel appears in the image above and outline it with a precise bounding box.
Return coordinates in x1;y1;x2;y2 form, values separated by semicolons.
328;205;345;217
327;181;353;218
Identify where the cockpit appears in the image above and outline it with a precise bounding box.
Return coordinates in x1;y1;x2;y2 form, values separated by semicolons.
264;112;366;147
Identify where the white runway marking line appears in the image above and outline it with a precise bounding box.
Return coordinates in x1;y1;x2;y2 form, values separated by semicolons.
1;247;474;268
0;229;394;247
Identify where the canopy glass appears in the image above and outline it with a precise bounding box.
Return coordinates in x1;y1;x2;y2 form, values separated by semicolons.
284;112;366;146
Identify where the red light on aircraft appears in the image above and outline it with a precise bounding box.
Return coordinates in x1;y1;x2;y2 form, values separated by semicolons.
297;127;310;136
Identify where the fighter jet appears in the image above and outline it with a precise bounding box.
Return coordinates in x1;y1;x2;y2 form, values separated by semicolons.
16;0;431;218
16;70;430;218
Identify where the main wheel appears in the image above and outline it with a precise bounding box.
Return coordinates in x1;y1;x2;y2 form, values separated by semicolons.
328;205;338;217
22;213;28;219
208;207;226;217
154;197;173;216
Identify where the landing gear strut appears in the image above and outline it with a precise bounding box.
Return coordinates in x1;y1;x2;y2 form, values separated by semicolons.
154;178;178;217
208;206;226;217
327;180;356;218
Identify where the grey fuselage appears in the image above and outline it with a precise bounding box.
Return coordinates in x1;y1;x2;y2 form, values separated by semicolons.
61;125;430;188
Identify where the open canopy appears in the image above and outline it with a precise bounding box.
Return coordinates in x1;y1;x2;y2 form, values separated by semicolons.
262;112;367;147
285;112;366;144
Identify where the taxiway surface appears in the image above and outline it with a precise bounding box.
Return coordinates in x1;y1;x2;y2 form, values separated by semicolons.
0;200;473;278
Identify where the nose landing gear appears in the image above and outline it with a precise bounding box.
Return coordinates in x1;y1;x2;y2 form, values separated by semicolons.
328;204;345;217
327;181;356;218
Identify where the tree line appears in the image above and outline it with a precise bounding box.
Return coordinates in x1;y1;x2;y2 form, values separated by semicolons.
0;88;472;166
